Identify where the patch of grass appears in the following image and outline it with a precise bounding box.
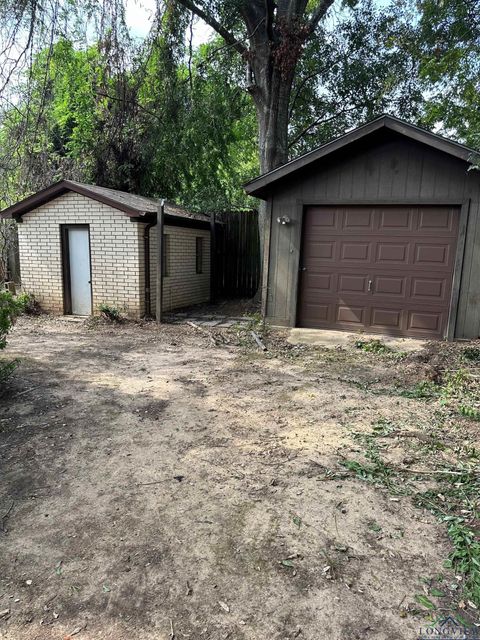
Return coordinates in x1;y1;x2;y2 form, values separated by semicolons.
371;417;396;436
98;303;123;323
463;346;480;363
458;405;480;421
342;428;410;495
343;419;480;609
0;357;18;383
399;380;440;399
415;471;480;608
354;338;392;354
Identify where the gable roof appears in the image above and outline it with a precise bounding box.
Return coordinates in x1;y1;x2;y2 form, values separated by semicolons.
245;114;479;199
0;180;210;223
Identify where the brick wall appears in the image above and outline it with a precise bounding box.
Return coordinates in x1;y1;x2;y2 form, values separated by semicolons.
17;191;143;317
148;225;210;314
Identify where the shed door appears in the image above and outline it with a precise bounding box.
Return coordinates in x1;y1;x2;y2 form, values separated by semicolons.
65;226;92;315
297;206;459;338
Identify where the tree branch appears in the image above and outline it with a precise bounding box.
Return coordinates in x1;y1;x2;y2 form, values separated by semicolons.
289;65;330;119
307;0;336;33
175;0;247;56
288;107;356;149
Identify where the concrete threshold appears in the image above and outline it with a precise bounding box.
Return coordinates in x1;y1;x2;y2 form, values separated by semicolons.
287;328;427;352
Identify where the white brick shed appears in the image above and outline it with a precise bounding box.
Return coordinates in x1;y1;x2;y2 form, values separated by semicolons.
0;180;212;318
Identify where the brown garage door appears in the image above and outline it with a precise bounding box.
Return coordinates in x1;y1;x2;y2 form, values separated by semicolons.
297;206;460;338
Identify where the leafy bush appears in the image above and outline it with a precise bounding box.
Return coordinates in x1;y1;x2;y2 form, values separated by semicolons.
0;291;25;348
15;292;39;315
0;291;26;381
98;303;123;323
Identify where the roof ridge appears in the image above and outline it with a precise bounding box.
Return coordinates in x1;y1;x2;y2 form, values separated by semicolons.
245;115;478;198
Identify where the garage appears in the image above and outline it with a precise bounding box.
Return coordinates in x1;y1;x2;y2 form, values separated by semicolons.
245;115;480;340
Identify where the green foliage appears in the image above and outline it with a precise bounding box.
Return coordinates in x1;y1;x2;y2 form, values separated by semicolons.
458;405;480;422
0;290;26;381
415;472;480;608
399;380;440;399
0;36;257;212
289;0;424;155
354;338;392;354
14;292;38;315
1;0;479;215
345;418;480;607
399;0;480;149
0;290;26;349
463;346;480;363
98;303;122;323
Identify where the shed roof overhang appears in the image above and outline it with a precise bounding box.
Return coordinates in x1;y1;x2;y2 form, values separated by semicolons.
244;115;479;199
0;179;211;227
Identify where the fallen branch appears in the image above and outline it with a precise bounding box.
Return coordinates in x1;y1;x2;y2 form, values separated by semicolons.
339;460;479;478
187;321;218;346
251;331;267;351
13;387;41;398
401;467;480;477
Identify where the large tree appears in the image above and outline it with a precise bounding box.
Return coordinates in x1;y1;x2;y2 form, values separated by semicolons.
174;0;336;175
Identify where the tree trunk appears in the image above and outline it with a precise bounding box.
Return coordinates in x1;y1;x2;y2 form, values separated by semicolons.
248;41;297;303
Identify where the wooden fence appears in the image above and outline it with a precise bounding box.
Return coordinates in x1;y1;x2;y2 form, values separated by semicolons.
212;210;260;299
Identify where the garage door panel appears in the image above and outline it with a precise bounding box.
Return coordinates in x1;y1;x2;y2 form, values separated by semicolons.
417;207;456;234
342;208;375;230
338;274;370;294
414;243;451;267
340;242;371;262
375;242;409;265
302;272;335;293
407;310;443;334
337;305;366;325
298;205;459;338
379;208;414;231
306;207;338;229
304;240;336;260
370;308;402;330
411;276;447;302
300;302;331;323
374;275;406;296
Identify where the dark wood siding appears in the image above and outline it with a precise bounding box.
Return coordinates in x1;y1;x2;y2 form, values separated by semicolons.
264;134;480;339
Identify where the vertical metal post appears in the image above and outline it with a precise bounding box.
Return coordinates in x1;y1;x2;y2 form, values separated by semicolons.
210;211;216;303
156;199;164;325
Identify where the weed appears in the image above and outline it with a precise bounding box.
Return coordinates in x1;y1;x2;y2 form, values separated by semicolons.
414;469;480;608
0;291;28;382
354;338;392;354
458;405;480;421
98;303;123;323
463;346;480;363
415;471;480;608
399;380;440;399
15;292;39;315
345;419;480;607
0;358;18;383
371;417;396;436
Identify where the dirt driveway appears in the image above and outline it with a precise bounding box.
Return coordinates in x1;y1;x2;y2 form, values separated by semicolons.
0;317;478;639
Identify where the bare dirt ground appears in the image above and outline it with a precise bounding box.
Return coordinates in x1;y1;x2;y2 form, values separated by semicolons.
0;315;479;640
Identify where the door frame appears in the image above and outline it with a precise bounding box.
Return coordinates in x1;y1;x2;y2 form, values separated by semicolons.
60;224;93;315
293;199;470;340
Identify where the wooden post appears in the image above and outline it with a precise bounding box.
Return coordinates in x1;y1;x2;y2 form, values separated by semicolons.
156;199;164;325
210;211;216;303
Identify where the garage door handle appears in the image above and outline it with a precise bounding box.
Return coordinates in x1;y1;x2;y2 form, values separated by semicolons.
368;279;373;292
